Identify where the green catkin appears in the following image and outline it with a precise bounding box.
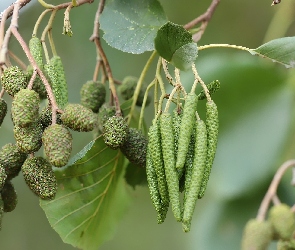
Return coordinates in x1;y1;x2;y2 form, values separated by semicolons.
22;157;57;200
0;98;7;126
0;143;27;180
29;37;43;66
198;100;219;199
0;66;27;96
176;92;198;170
182;118;207;232
42;124;72;167
269;204;295;240
198;80;221;100
44;56;68;108
241;219;273;250
80;80;106;113
120;128;147;167
14;121;43;153
11;89;40;127
147;121;169;205
160;112;181;222
0;164;7;191
1;181;17;212
146;147;167;224
103;116;128;150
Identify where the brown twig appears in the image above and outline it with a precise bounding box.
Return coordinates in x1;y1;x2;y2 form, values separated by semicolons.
183;0;220;42
256;160;295;222
8;50;27;70
90;0;121;115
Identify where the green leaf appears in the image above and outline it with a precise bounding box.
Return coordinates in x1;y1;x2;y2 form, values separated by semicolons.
252;37;295;68
124;163;147;189
154;21;198;70
100;0;167;54
40;136;130;250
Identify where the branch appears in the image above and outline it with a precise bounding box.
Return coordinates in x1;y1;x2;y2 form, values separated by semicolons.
183;0;220;42
256;159;295;222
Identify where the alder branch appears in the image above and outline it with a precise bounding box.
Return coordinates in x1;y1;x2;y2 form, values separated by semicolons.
184;0;220;42
256;159;295;222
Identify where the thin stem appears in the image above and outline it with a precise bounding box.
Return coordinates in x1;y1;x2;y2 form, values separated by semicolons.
127;50;157;124
164;85;180;113
27;69;37;89
198;44;251;52
8;50;27;70
38;0;55;9
191;63;211;100
138;80;156;130
0;27;12;65
0;4;13;50
33;9;51;37
162;59;175;86
256;160;295;221
41;10;57;57
0;89;5;98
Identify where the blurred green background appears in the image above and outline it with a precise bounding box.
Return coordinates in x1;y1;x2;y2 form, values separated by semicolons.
0;0;295;249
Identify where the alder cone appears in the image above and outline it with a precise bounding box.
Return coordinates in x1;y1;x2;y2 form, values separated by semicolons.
0;164;7;191
1;181;17;212
14;122;43;153
241;219;272;250
0;98;7;126
0;143;27;180
11;89;40;127
1;66;27;96
22;157;57;200
120;128;147;167
80;80;106;113
269;204;295;240
103;116;128;149
42;124;72;167
61;103;97;132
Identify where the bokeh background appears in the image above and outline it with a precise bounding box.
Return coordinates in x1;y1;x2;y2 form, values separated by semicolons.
0;0;295;249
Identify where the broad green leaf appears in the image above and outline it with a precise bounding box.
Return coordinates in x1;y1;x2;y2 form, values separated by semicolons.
100;0;167;54
124;163;147;189
154;21;198;70
252;37;295;68
40;136;130;250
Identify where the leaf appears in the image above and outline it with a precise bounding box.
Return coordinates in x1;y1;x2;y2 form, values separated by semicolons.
154;21;198;70
252;37;295;68
100;0;167;54
40;136;130;250
124;162;147;189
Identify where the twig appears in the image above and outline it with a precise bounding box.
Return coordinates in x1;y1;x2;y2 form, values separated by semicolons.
8;50;27;70
0;0;31;23
256;160;295;221
183;0;220;42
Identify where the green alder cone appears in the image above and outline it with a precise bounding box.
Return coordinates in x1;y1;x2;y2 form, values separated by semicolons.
25;65;47;100
176;92;198;170
120;128;147;167
0;164;7;191
80;80;106;113
269;204;295;240
22;157;57;200
39;105;63;130
0;98;7;126
146;148;168;224
160;112;181;222
11;89;40;127
42;124;72;167
1;181;17;212
95;103;116;135
44;56;68;108
14;122;43;153
0;143;27;180
241;219;273;250
147;121;169;205
118;76;151;106
61;103;97;132
103;116;128;150
198;100;219;199
0;66;27;96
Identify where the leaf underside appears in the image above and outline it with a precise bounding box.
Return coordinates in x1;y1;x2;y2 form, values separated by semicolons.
252;36;295;68
100;0;167;54
40;136;129;250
